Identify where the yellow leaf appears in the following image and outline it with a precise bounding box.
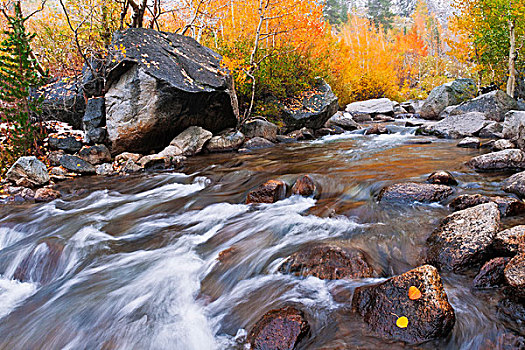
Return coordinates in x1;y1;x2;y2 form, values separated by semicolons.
408;286;422;300
396;316;409;328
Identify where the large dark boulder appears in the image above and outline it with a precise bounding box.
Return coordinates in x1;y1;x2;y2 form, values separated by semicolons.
468;149;525;172
105;28;239;155
280;79;338;131
82;97;107;144
352;265;455;344
378;182;454;204
35;78;86;129
425;203;500;272
278;244;374;280
248;307;310;350
448;90;519;122
420;79;477;120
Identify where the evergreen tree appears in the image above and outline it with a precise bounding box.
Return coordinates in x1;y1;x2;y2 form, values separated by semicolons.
367;0;395;31
323;0;349;26
0;1;47;173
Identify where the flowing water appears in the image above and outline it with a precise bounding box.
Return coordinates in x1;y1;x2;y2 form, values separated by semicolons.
0;126;522;349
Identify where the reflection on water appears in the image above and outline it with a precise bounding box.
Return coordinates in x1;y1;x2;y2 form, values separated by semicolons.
0;129;521;349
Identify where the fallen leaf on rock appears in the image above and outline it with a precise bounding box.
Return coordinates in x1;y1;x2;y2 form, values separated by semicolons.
408;286;422;300
396;316;409;328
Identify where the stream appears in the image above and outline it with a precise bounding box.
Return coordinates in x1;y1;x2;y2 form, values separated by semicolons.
0;125;522;349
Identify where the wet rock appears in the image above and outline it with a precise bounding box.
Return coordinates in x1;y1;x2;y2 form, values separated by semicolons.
481;140;496;149
287;128;315;140
325;112;360;130
478;121;504;139
14;238;65;284
480;332;525;349
34;187;61;203
138;154;185;170
373;114;395;122
420;78;477;120
352;265;455;344
504;253;525;298
394;104;408;115
59;155;96;174
95;163;115;176
241;119;278;141
48;134;83;153
503;111;525;150
5;187;35;202
205;130;245;153
365;124;388;135
246;180;287;204
503;171;525;198
291;175;316;197
493;226;525;255
77;144;112;165
280;79;339;131
105;28;238;155
120;159;143;173
427;171;458;186
473;257;510;289
378;182;454;204
241;137;275;151
278;245;374;279
6;156;50;187
314;127;341;137
425;203;500;271
457;137;481;148
493;139;516;151
498;298;525;331
248;307;309;350
47;150;65;166
430;112;490;138
169;126;213;156
468;149;525;172
346;98;394;116
115;152;142;163
49;166;68;180
449;194;525;218
82;97;106;143
351;113;373;122
448;90;519;122
275;135;297;144
401;100;424;114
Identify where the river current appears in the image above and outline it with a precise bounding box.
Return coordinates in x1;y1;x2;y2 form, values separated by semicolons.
0;126;522;349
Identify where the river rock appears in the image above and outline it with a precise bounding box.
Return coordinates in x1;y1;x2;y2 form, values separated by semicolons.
291;175;316;197
248;307;310;350
429;112;490;139
457;137;481;148
493;226;525;255
425;203;500;271
478;121;504;139
105;28;238;155
493;139;515;151
48;134;83;153
314;127;344;137
241;137;275;151
169;126;213;156
35;77;86;128
59;155;96;174
205;130;245;153
95;163;115;176
420;78;477;120
325;112;360;130
120;159;143;173
503;111;525;150
47;150;64;166
346;98;394;116
448;90;519;122
365;124;388;135
427;171;458;186
14;238;65;284
275;135;297;144
281;79;339;131
77;145;112;165
498;298;525;334
401;100;424;114
115;152;142;164
473;257;510;289
34;187;61;202
246;180;287;204
241;119;278;141
82;97;106;144
503;171;525;198
468;149;525;172
504;253;525;298
6;156;50;187
378;182;454;204
449;194;525;217
278;245;374;279
287;128;315;141
352;265;455;344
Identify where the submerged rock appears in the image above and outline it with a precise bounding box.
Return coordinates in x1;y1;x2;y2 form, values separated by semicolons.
352;265;455;344
105;28;238;155
420;78;477;120
278;245;374;280
246;180;287;204
291;175;316;197
468;149;525;172
449;194;525;217
14;238;65;284
379;182;454;204
241;119;278;142
427;171;458;186
248;307;310;350
473;257;510;289
493;226;525;256
425;203;500;271
503;171;525;198
6;157;50;187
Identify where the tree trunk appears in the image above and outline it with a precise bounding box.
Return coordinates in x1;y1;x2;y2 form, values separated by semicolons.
506;18;516;97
